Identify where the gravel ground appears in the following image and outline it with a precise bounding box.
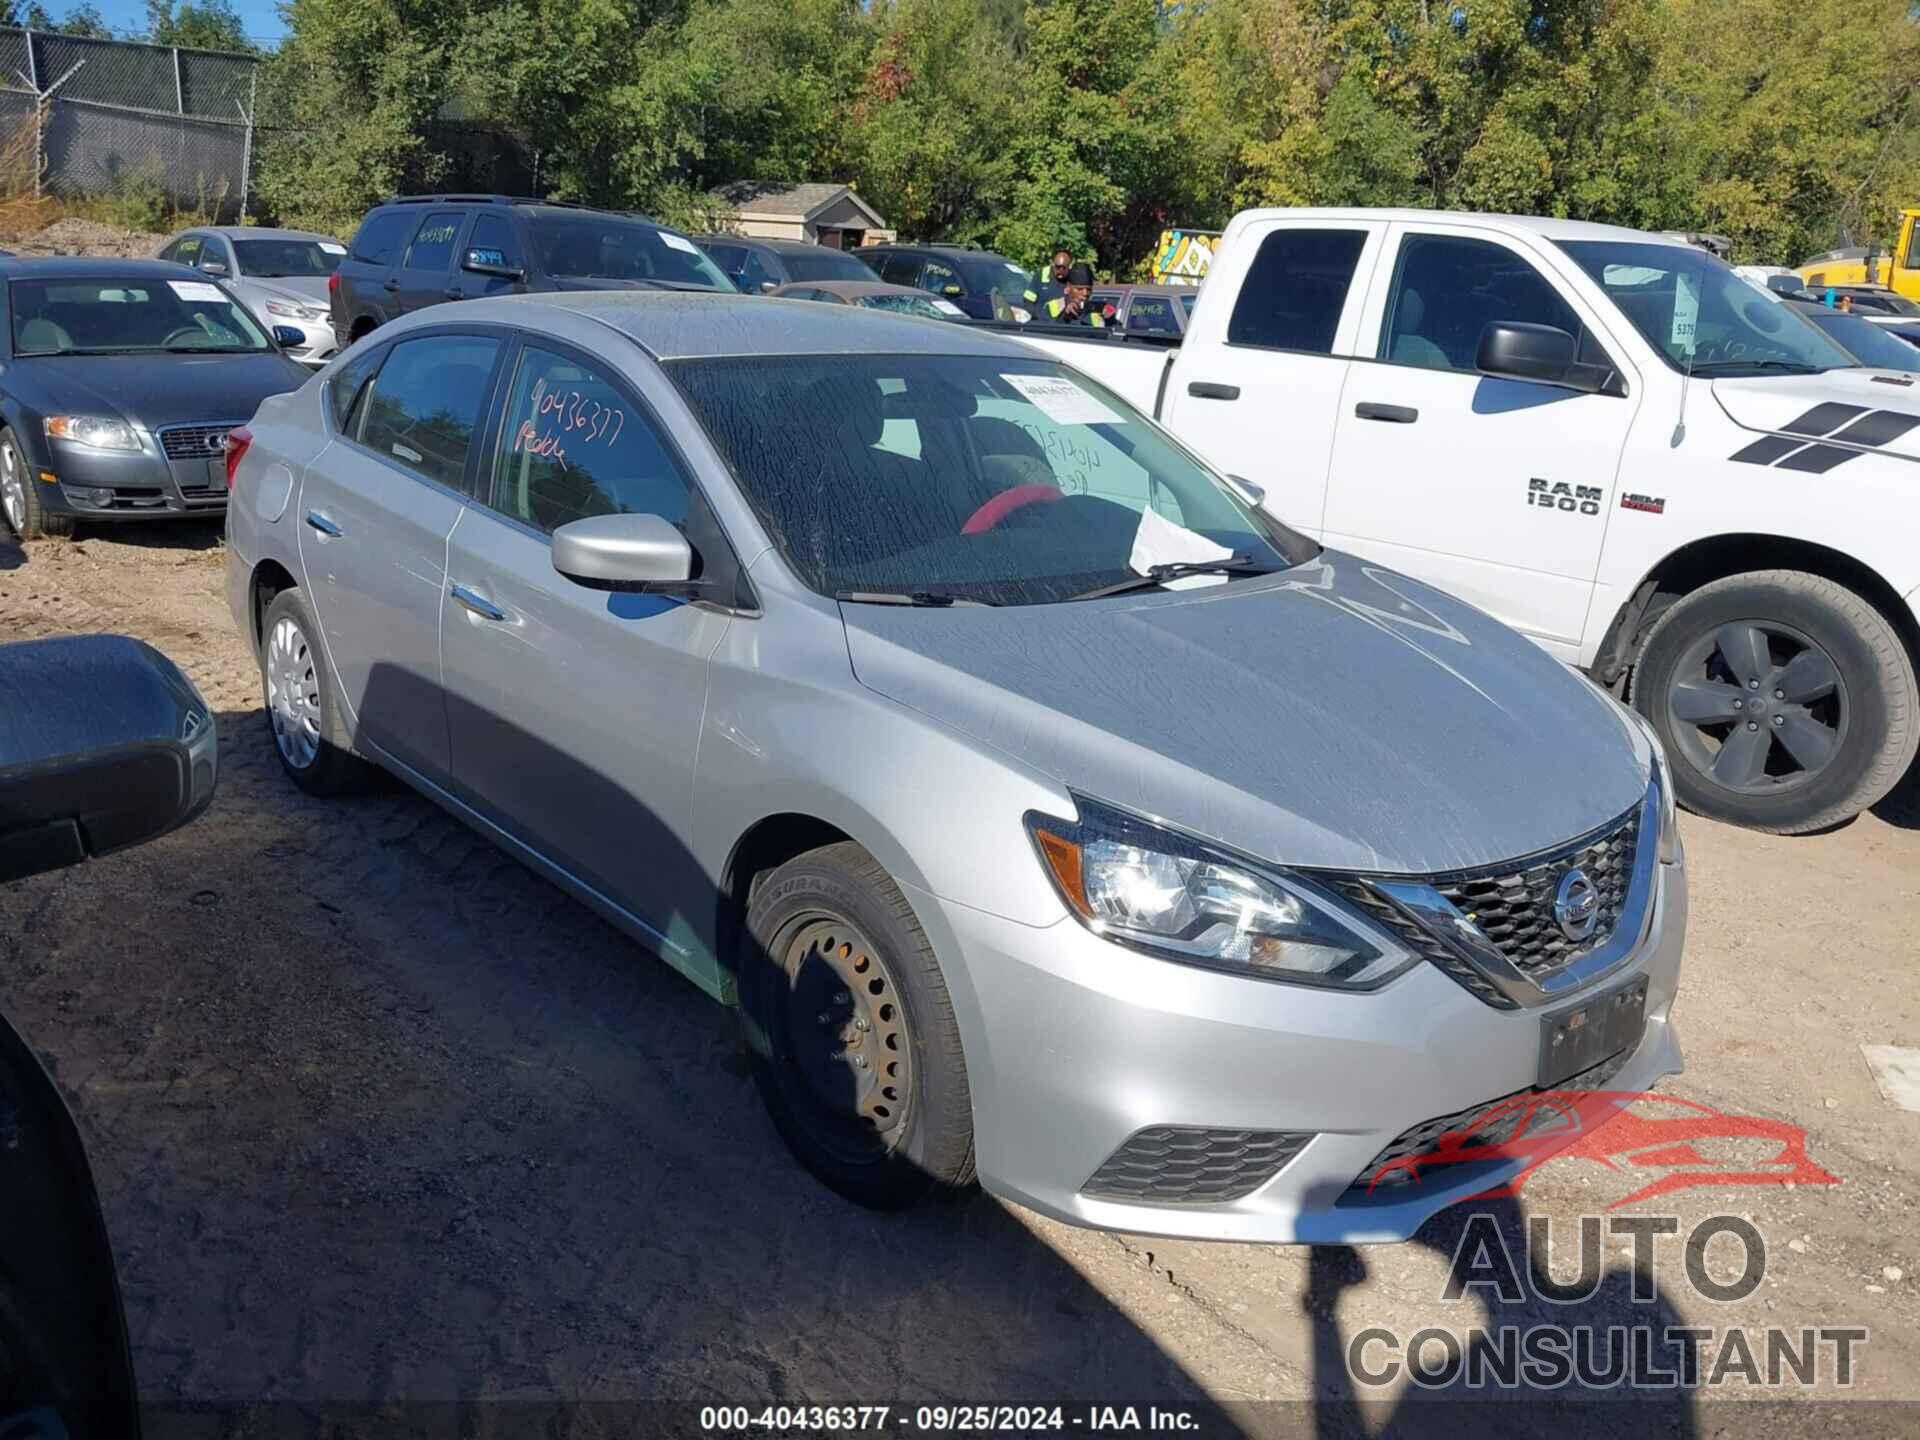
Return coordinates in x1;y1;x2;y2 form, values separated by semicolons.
1;520;1917;1438
2;216;168;258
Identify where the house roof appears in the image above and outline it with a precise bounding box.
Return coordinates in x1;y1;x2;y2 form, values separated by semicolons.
712;181;886;230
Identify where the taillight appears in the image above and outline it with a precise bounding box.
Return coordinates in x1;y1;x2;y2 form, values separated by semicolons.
223;425;252;490
327;272;340;296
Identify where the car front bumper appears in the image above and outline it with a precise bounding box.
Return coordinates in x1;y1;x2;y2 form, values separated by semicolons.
912;854;1686;1244
43;434;229;521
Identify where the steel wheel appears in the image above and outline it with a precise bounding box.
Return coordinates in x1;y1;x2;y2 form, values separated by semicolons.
775;914;915;1165
1665;619;1848;795
264;615;323;771
0;439;26;536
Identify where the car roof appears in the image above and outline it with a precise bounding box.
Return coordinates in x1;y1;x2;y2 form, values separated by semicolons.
440;291;1033;361
0;256;201;279
185;227;336;242
1228;207;1690;247
772;280;925;299
705;235;852;256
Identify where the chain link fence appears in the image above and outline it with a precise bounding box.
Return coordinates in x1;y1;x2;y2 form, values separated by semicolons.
0;26;258;218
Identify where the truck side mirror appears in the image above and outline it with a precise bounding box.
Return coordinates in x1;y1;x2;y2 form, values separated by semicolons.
0;635;217;884
1476;321;1614;394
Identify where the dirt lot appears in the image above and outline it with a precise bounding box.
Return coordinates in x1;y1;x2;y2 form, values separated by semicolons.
2;521;1918;1437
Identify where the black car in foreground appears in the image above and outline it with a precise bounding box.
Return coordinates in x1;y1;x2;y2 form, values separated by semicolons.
0;258;308;539
328;194;735;350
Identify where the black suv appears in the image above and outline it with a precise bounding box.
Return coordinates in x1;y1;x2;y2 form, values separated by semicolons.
329;195;735;348
695;235;881;293
856;244;1035;320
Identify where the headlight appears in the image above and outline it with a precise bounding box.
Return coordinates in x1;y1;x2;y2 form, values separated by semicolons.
45;415;141;451
1025;797;1415;988
1620;706;1682;864
264;300;325;323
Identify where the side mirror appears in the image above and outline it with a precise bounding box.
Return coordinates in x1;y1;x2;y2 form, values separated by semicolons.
199;259;228;276
461;248;525;281
552;512;695;589
0;635;217;884
1228;474;1266;507
1476;321;1609;393
271;325;303;347
760;280;779;293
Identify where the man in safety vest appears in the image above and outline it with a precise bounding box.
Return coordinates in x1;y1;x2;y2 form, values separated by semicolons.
1043;263;1106;326
1024;247;1073;311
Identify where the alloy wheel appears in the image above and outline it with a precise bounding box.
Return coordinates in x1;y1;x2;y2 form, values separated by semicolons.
776;914;915;1164
1665;619;1849;794
264;615;323;770
0;442;25;536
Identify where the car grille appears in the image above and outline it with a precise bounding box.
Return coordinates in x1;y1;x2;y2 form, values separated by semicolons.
1326;804;1641;1007
158;422;242;462
1345;1045;1639;1198
1082;1125;1313;1207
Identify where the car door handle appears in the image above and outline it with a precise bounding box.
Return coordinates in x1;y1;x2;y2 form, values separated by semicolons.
1187;381;1240;401
449;582;507;623
1355;402;1419;424
444;286;465;300
304;509;342;537
383;278;401;292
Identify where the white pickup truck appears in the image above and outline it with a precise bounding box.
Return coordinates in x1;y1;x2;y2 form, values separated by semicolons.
1016;208;1920;834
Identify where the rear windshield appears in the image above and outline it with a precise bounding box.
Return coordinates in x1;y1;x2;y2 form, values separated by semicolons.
958;255;1035;306
11;277;271;355
234;238;343;277
783;249;879;283
526;216;732;290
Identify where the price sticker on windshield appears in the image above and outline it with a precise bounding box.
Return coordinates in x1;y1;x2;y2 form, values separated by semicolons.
932;299;965;316
1001;373;1122;426
318;242;346;255
660;232;700;255
169;280;226;303
1671;271;1700;353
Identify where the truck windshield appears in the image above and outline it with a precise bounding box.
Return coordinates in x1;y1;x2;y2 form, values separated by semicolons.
668;354;1312;607
525;216;733;290
1559;241;1855;376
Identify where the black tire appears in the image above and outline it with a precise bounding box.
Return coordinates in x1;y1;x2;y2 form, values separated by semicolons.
737;841;976;1209
0;428;74;540
1630;570;1919;834
257;587;374;796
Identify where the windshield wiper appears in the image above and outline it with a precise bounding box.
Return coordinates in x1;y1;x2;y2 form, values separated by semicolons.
162;344;262;353
1066;556;1276;602
1690;359;1825;375
835;589;993;607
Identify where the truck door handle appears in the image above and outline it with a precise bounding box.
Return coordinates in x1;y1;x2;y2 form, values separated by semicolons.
304;509;342;537
1187;381;1240;401
449;582;507;623
383;278;401;293
1355;402;1419;424
444;286;465;300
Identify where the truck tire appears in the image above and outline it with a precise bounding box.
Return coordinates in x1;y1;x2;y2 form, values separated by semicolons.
258;588;374;796
0;429;73;539
737;841;976;1209
1630;570;1918;834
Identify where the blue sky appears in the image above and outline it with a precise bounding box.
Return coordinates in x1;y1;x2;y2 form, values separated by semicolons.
69;0;287;45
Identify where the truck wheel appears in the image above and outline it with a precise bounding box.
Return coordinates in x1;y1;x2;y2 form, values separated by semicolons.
1630;571;1918;834
0;430;73;540
258;588;373;796
737;841;976;1209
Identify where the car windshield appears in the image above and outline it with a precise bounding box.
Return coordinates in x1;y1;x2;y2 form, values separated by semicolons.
526;216;732;289
233;238;341;277
783;249;878;283
1803;308;1920;371
960;256;1035;310
10;277;271;355
1558;240;1855;376
669;353;1313;606
856;293;951;319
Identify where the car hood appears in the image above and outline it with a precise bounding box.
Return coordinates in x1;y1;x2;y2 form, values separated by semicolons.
242;276;330;307
10;352;307;430
841;554;1649;875
1712;372;1920;461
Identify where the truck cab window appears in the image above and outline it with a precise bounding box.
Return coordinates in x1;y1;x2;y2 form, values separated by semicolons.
1227;229;1367;353
1381;234;1584;373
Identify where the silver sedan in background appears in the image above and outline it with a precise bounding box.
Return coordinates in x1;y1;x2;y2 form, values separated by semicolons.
156;227;345;367
223;294;1687;1242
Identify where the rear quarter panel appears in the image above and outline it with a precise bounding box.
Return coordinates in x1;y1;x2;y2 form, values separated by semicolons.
225;379;332;643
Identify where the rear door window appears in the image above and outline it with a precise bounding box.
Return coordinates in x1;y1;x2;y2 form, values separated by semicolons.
876;252;922;287
1227;229;1369;353
328;345;384;432
403;212;466;275
356;334;502;488
919;258;961;297
349;211;417;267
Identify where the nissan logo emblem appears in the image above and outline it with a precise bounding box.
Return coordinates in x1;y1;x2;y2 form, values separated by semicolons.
1553;867;1601;942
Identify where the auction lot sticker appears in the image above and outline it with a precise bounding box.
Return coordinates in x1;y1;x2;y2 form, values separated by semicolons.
1001;373;1123;426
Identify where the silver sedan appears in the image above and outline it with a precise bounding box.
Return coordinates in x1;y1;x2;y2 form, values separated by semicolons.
224;293;1687;1241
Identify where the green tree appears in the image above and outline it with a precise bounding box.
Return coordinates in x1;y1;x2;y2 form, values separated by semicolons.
21;2;113;37
145;0;256;52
